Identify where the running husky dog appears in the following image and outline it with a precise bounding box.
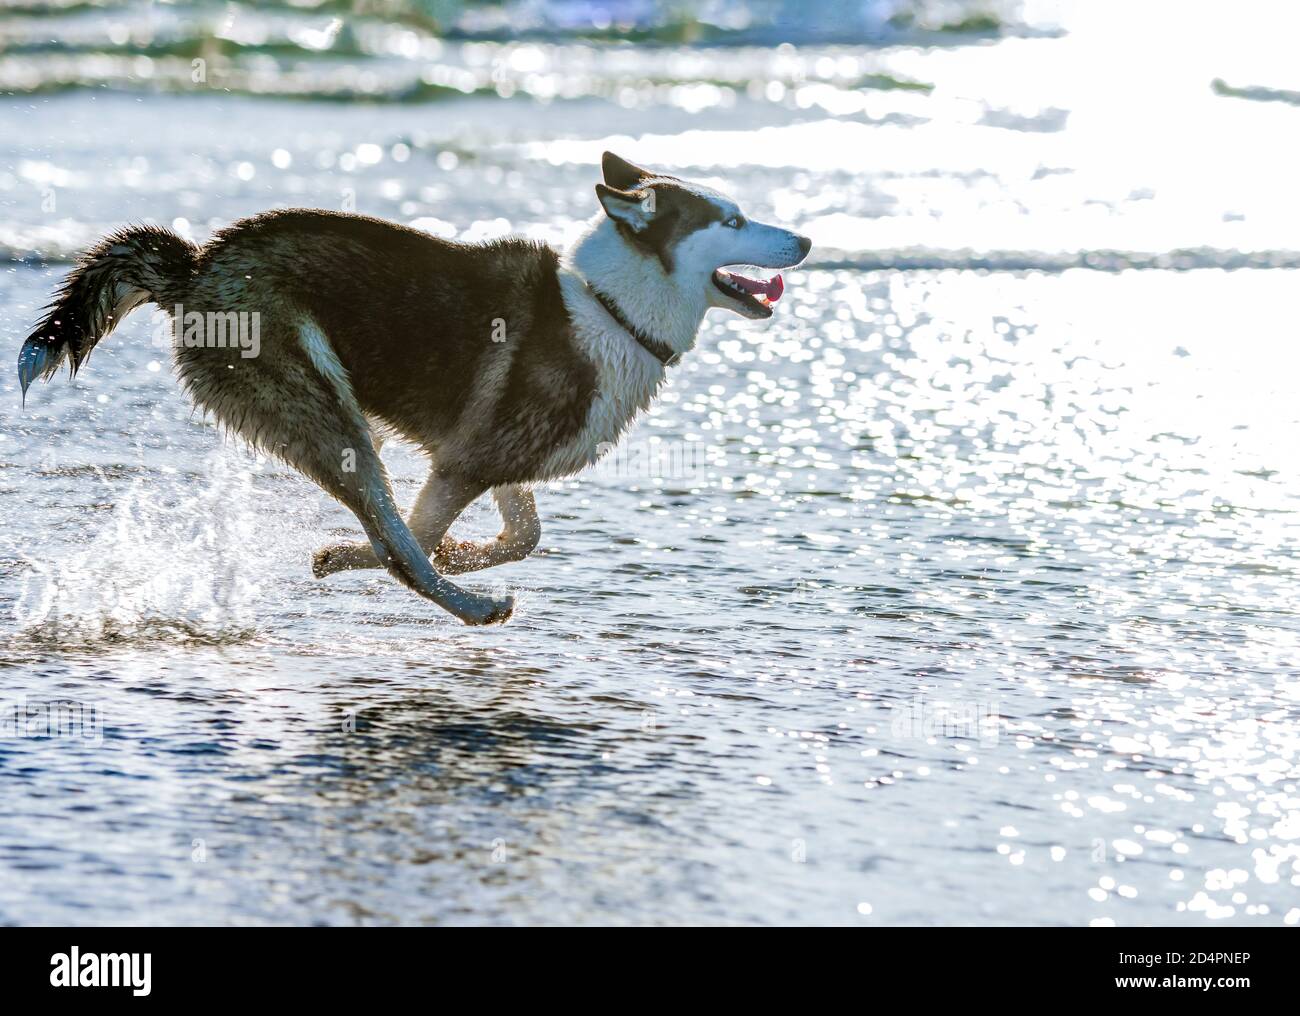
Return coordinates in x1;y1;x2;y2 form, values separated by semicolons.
17;153;811;625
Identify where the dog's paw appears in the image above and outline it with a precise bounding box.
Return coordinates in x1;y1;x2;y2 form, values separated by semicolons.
466;594;515;626
483;595;515;625
312;544;345;579
433;537;475;575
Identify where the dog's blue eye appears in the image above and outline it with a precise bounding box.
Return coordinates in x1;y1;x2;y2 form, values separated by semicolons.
724;215;745;229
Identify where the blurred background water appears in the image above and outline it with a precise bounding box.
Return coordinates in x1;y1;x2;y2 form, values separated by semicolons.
1;0;1299;925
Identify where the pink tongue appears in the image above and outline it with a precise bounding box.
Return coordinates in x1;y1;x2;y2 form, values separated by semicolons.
729;272;783;301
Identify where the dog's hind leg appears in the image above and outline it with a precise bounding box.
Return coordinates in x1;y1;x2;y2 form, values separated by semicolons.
327;459;511;625
313;468;483;577
186;321;512;625
313;482;539;577
434;486;541;575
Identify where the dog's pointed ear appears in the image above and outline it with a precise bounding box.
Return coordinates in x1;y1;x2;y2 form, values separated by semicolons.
601;152;651;191
596;182;655;233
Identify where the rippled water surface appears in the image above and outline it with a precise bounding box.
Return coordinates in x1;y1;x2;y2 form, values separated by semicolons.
2;1;1300;925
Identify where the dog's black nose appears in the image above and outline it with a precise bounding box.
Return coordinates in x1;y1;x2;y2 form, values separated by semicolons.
797;235;812;258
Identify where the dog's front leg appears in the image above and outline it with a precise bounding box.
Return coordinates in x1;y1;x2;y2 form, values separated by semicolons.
434;485;540;575
313;471;483;578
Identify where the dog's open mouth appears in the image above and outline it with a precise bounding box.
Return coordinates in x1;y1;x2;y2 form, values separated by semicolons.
713;267;783;318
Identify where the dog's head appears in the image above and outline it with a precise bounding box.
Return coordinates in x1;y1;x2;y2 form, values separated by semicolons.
594;152;811;320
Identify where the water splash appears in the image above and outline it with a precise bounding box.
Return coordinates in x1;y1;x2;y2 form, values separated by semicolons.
8;450;262;650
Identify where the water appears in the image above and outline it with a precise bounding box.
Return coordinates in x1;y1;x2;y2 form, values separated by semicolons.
1;0;1299;925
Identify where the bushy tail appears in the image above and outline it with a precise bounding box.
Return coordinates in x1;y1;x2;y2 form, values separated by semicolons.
17;225;198;401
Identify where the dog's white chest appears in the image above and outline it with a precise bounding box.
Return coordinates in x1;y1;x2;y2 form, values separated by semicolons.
540;274;667;479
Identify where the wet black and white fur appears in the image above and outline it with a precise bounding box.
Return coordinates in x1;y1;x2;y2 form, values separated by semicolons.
16;153;811;625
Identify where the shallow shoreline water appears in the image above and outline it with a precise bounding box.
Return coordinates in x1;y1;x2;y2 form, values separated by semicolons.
4;261;1298;925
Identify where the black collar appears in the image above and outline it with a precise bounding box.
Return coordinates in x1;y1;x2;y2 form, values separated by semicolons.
587;284;681;367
